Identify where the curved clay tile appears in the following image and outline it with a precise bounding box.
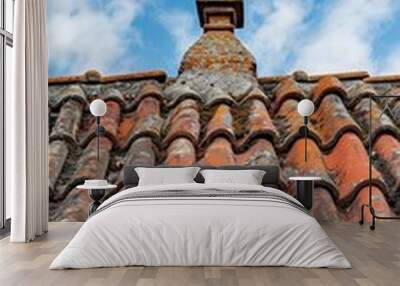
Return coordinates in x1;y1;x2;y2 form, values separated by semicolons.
345;186;393;221
50;99;84;145
381;88;400;126
312;76;347;106
283;138;337;197
273;99;318;152
48;84;87;110
48;140;69;195
119;97;163;149
114;137;159;187
50;188;91;222
353;98;400;144
324;132;386;205
164;99;199;126
373;134;400;198
198;137;235;166
204;86;236;108
164;138;197;166
238;99;279;150
165;84;202;107
66;137;113;192
123;137;158;167
84;100;121;146
102;88;126;109
346;81;377;108
273;78;305;113
313;94;363;149
236;139;279;166
312;188;341;223
125;115;163;149
239;86;271;108
201;104;235;147
133;82;164;108
163;100;201;147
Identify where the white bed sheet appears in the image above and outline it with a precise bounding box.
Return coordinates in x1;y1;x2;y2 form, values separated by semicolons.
50;183;351;269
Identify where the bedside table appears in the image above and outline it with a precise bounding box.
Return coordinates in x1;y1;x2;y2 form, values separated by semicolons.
289;177;321;210
77;184;117;215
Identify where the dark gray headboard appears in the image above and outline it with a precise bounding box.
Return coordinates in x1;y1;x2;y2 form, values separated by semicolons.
123;165;280;189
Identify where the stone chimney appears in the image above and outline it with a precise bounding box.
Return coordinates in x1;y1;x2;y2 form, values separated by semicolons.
196;0;244;32
178;0;256;76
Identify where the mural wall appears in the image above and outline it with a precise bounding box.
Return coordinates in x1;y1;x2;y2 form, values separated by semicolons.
48;1;400;222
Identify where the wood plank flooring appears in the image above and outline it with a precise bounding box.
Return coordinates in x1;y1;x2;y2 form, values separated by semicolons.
0;222;399;286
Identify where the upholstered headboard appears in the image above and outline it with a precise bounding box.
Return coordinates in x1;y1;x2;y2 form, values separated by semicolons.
123;165;280;189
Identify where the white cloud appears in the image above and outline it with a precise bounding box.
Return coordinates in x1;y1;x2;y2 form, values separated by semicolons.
48;0;146;75
295;0;394;74
381;45;400;74
158;9;198;61
243;0;313;75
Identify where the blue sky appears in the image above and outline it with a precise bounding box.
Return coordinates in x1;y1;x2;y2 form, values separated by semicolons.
48;0;400;77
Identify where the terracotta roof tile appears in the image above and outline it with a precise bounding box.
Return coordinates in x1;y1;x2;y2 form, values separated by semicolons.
312;188;341;223
273;99;304;150
199;137;235;165
346;82;377;108
165;138;197;165
273;78;305;113
102;88;125;107
205;86;236;108
283;138;336;197
324;132;386;204
123;137;157;167
235;139;278;166
163;99;201;147
114;136;158;187
345;187;393;221
239;87;271;108
202;104;235;147
312;76;347;106
48;140;69;193
120;97;163;149
67;137;113;191
50;99;84;144
165;84;202;107
49;84;87;110
136;82;164;105
373;134;400;209
313;94;363;149
51;188;91;221
353;98;400;144
238;99;278;149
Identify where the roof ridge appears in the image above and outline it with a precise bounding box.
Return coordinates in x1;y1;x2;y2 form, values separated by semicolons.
49;69;167;85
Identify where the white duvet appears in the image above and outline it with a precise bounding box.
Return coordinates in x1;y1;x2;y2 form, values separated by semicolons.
50;183;351;269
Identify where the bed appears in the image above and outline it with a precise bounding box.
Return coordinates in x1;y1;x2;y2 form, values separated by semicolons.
50;165;351;269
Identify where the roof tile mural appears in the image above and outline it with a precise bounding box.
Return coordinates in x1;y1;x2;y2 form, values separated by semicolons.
48;0;400;222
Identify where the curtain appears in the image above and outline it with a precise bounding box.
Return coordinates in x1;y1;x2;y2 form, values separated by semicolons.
7;0;48;242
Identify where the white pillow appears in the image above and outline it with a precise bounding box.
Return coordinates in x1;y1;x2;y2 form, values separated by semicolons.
135;167;200;186
200;169;266;185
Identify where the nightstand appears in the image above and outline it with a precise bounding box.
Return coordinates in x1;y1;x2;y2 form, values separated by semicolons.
77;183;117;215
289;177;321;210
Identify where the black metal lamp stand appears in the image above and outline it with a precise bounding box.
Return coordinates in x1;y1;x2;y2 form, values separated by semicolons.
95;116;106;161
359;94;400;230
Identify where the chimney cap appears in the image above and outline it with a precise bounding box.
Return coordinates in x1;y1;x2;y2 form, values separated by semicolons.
196;0;244;29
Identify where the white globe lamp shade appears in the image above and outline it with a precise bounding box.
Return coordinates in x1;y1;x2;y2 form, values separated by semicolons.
90;99;107;117
297;99;314;117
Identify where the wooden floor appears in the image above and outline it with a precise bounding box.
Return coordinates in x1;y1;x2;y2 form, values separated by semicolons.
0;222;399;286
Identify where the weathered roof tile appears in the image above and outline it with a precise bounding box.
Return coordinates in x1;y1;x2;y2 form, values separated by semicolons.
312;76;347;106
163;99;201;147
